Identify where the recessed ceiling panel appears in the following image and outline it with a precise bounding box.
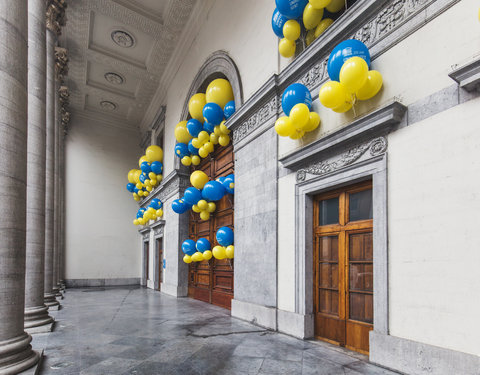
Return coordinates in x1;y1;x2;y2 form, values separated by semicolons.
85;94;130;118
87;62;139;97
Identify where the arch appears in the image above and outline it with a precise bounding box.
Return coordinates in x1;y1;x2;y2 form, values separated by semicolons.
180;50;243;121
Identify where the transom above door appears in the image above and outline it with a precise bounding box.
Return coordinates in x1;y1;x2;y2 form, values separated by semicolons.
313;180;373;354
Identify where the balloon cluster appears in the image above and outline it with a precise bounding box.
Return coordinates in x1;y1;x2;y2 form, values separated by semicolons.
174;79;235;167
275;83;321;139
126;145;164;201
319;40;383;113
133;198;163;226
172;172;234;221
181;227;234;264
272;0;345;58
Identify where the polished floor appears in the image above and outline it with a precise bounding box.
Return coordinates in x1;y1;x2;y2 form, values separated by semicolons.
32;287;400;375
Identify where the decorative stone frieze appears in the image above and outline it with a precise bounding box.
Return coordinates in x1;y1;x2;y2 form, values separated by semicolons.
55;47;68;84
46;0;67;36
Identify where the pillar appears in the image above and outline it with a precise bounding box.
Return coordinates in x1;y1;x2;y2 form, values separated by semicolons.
0;0;41;373
24;0;54;331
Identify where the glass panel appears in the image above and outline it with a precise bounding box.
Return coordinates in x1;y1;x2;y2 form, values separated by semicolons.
349;189;372;222
319;197;339;226
317;236;339;316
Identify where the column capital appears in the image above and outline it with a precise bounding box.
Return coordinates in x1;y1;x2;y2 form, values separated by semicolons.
46;0;66;36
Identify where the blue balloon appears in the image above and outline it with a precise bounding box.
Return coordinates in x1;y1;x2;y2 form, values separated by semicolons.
182;239;196;256
202;181;226;201
174;143;189;159
216;227;234;247
172;199;188;214
139;207;146;213
136;211;143;218
134;187;139;194
126;183;135;192
186;119;203;137
151;161;163;175
271;8;289;38
141;161;151;174
222;174;234;194
183;187;202;205
203;121;215;133
203;103;224;125
151;198;162;210
275;0;308;19
196;238;211;253
216;176;226;185
327;39;371;82
223;100;236;119
188;139;199;156
281;83;312;116
139;173;147;183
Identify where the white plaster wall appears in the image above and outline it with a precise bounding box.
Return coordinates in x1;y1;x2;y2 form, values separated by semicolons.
65;117;142;280
162;0;278;177
388;97;480;357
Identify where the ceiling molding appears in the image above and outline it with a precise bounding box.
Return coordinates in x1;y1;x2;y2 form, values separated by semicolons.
70;109;139;133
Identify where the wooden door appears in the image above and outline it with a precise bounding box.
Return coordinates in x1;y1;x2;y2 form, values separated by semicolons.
313;181;373;354
144;241;150;282
157;238;163;290
188;144;234;309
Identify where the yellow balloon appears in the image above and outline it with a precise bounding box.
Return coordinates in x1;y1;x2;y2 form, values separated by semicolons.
326;0;344;13
193;252;204;262
205;79;234;109
144;179;151;187
151;213;157;220
127;169;136;183
303;3;324;30
306;29;316;46
192;204;202;213
148;172;156;180
332;100;353;113
138;218;145;225
175;121;192;143
138;155;148;167
191;138;201;149
144;212;151;221
191;155;201;166
289;129;305;140
207;202;216;213
218;135;230;147
157;175;163;183
150;179;157;186
133;170;142;184
309;0;332;8
226;245;234;259
200;211;210;221
136;182;143;190
181;156;192;166
133;219;139;225
197;131;209;145
146;186;152;192
212;246;226;260
315;18;334;38
183;255;192;264
340;57;369;93
145;145;163;163
203;250;213;261
275;116;295;137
204;141;214;153
188;93;206;122
138;190;144;197
144;191;150;197
133;193;139;201
190;170;209;190
283;20;301;41
289;103;310;130
210;133;219;145
147;207;156;214
214;126;222;136
303;111;321;132
319;81;349;109
219;122;230;135
356;70;383;101
197;199;208;211
279;38;296;58
156;209;163;218
198;147;209;158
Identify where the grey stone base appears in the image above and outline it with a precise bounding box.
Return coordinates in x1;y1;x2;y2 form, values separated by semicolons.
47;304;60;311
231;299;276;330
25;322;54;335
18;349;43;375
160;283;187;297
64;278;140;288
369;331;480;375
277;309;314;339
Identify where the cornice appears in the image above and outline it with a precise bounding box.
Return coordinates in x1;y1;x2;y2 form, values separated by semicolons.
448;56;480;92
139;169;190;208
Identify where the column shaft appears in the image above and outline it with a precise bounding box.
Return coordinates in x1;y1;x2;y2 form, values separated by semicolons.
0;0;40;373
52;78;61;297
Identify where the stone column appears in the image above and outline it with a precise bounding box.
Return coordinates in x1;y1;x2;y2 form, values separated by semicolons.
52;75;61;298
24;0;54;332
0;0;41;373
44;0;65;309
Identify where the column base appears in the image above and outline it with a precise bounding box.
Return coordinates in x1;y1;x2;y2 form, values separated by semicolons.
44;292;60;310
0;333;40;375
24;306;54;333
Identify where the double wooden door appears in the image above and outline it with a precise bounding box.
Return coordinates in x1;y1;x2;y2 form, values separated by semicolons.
313;181;373;354
188;144;234;309
157;238;163;290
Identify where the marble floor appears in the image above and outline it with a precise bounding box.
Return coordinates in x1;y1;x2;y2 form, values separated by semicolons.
32;287;401;375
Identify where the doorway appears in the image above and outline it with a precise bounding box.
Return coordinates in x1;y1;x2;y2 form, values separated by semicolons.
313;181;373;354
156;237;163;290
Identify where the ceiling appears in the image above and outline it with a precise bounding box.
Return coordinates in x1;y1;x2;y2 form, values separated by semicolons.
63;0;198;131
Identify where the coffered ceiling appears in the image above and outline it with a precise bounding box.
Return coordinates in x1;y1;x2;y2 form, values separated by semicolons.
63;0;198;131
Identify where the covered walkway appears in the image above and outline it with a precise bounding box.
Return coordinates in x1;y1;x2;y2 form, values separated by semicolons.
33;288;399;375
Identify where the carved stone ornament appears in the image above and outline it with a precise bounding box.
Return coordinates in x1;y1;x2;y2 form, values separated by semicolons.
46;0;67;36
100;101;117;111
153;225;164;237
55;47;69;84
111;30;135;48
296;137;387;182
104;72;125;85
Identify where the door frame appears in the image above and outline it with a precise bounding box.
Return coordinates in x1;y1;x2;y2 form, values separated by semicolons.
295;153;388;339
